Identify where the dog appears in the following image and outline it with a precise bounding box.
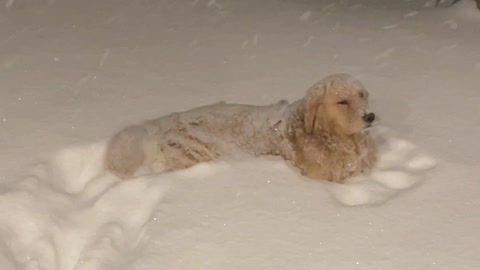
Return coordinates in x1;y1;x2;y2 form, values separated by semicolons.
104;73;377;183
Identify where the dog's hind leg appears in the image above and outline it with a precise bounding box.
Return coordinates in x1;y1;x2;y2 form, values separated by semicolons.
104;125;148;179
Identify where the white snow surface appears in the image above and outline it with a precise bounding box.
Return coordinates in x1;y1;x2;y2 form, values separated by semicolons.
0;0;479;269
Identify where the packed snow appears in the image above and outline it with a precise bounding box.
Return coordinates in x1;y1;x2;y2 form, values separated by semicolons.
1;0;479;270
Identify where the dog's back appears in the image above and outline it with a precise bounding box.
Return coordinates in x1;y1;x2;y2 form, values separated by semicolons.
105;100;296;178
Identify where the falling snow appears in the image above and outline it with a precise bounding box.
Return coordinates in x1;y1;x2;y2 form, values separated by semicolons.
303;35;315;47
5;0;15;9
375;47;396;60
444;19;459;29
99;49;111;67
404;11;419;17
299;11;312;22
0;0;479;270
382;24;399;30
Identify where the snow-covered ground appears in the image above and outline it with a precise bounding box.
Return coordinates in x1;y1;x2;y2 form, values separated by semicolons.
0;0;479;269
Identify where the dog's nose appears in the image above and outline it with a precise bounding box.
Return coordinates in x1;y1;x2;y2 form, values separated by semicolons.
363;113;375;123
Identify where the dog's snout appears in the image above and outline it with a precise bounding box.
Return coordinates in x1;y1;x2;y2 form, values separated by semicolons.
363;113;375;123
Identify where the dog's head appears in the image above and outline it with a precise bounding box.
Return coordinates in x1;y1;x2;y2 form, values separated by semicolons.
302;73;375;136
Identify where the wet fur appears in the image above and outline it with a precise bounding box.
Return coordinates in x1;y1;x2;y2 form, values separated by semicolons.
105;74;377;183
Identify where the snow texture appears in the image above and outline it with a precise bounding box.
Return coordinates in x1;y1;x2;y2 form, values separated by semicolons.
0;0;479;269
0;141;168;270
0;130;435;269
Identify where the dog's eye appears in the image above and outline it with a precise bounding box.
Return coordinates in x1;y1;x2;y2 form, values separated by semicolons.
337;100;349;105
359;90;368;99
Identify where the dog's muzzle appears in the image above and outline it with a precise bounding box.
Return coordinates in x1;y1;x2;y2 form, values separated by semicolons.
363;113;375;125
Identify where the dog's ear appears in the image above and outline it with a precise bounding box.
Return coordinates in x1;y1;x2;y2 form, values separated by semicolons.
303;83;327;134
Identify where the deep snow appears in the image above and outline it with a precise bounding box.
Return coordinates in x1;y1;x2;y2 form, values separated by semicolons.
0;0;479;269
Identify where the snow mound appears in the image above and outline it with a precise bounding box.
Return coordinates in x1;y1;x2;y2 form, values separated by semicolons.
0;127;436;269
0;142;168;270
326;127;436;206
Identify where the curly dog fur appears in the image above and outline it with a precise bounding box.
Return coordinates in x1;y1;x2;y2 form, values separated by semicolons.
105;73;377;183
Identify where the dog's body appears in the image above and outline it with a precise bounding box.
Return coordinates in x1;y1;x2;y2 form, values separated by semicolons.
106;100;298;177
105;74;377;183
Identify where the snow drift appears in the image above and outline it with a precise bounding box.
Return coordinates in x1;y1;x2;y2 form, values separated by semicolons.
0;126;435;270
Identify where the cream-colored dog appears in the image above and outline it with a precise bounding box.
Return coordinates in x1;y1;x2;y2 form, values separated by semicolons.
105;74;377;183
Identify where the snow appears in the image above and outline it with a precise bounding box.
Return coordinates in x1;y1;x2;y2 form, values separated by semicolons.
0;150;167;270
0;0;479;269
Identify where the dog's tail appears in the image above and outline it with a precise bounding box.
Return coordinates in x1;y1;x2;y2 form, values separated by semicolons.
104;125;147;179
